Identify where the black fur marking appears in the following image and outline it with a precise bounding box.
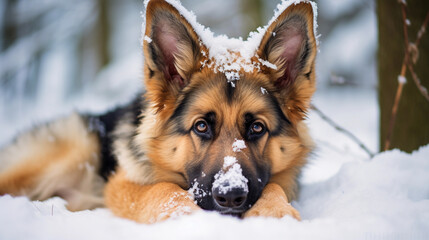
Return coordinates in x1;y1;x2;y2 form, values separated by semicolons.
280;146;285;153
128;131;145;162
299;42;310;73
266;95;292;136
304;67;312;80
149;43;161;68
244;113;256;141
86;95;143;181
205;112;216;126
169;90;195;134
225;81;235;103
149;68;155;78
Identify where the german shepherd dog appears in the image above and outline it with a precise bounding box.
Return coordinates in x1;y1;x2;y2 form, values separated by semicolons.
0;0;317;223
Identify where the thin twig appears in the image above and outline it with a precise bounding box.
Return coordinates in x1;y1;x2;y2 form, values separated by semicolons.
384;80;405;151
310;104;375;158
415;12;429;47
408;63;429;101
408;11;429;102
384;2;410;151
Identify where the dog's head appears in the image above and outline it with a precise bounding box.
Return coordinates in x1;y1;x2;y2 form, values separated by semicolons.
140;0;317;216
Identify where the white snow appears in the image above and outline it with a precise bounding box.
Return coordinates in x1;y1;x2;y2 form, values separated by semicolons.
232;138;246;152
142;0;318;81
405;19;411;26
212;156;249;195
188;178;209;200
222;156;238;168
1;145;429;239
398;75;407;84
157;192;193;222
258;58;278;70
143;35;152;43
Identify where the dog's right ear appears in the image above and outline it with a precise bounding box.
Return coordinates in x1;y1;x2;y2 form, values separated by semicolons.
143;0;206;112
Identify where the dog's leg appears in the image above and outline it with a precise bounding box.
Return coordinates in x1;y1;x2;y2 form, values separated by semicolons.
104;169;200;224
243;183;301;220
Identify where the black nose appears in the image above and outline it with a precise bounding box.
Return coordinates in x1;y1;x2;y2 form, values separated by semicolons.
212;188;247;209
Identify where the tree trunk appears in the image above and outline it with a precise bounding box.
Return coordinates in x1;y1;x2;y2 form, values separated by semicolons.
378;0;429;152
1;0;17;51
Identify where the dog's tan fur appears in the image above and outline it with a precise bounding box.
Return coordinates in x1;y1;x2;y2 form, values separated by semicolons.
0;114;105;211
0;0;317;224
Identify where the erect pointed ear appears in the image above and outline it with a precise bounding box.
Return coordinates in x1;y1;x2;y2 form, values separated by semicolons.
257;2;317;123
143;0;206;112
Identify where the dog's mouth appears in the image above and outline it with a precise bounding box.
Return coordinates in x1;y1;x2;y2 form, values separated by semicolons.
218;208;245;218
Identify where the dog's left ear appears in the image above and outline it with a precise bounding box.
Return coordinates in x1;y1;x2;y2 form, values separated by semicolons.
143;0;206;112
257;2;317;123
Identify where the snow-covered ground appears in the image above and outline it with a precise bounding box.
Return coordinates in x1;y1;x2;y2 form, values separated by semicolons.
1;143;428;239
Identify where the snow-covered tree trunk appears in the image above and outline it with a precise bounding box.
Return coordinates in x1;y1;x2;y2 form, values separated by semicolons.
378;0;429;152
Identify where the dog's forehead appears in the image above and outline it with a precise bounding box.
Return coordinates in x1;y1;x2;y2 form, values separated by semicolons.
198;49;271;85
182;70;277;124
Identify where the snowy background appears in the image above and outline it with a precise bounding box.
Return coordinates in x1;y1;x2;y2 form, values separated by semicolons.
1;0;428;239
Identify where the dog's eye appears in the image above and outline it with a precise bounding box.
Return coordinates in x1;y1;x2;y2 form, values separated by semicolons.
195;120;208;133
251;122;264;133
248;121;266;139
193;119;212;140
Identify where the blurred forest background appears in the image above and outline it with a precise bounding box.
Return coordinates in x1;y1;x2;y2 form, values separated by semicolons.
0;0;427;158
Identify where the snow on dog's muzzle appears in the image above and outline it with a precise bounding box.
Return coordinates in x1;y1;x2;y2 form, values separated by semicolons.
211;156;249;214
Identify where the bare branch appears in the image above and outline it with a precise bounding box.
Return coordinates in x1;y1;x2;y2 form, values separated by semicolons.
408;63;429;101
407;11;429;102
310;104;375;158
384;3;409;151
415;12;429;48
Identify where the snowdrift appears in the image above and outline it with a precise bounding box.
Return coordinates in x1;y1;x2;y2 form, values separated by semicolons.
1;145;428;240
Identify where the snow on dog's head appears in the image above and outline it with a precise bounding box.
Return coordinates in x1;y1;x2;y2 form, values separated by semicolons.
142;0;318;90
140;0;318;216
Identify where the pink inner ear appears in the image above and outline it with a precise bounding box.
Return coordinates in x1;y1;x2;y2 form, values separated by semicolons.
282;34;303;61
154;22;182;83
276;28;305;88
157;27;178;63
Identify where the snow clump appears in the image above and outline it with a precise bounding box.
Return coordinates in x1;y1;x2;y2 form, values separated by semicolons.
232;138;246;152
212;156;248;194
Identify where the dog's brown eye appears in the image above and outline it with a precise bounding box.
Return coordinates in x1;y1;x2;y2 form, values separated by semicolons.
247;121;266;141
251;122;264;134
195;120;208;133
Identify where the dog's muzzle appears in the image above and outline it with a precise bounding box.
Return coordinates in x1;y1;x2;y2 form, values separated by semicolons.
212;186;248;214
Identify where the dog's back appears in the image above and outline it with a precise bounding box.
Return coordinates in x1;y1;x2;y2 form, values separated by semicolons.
0;97;143;210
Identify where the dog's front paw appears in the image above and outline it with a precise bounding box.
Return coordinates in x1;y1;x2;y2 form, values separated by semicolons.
243;183;301;220
154;191;200;223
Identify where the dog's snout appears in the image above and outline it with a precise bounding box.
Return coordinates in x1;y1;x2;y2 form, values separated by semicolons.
212;187;247;209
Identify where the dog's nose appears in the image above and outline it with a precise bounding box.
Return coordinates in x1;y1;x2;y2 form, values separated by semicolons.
212;188;247;209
